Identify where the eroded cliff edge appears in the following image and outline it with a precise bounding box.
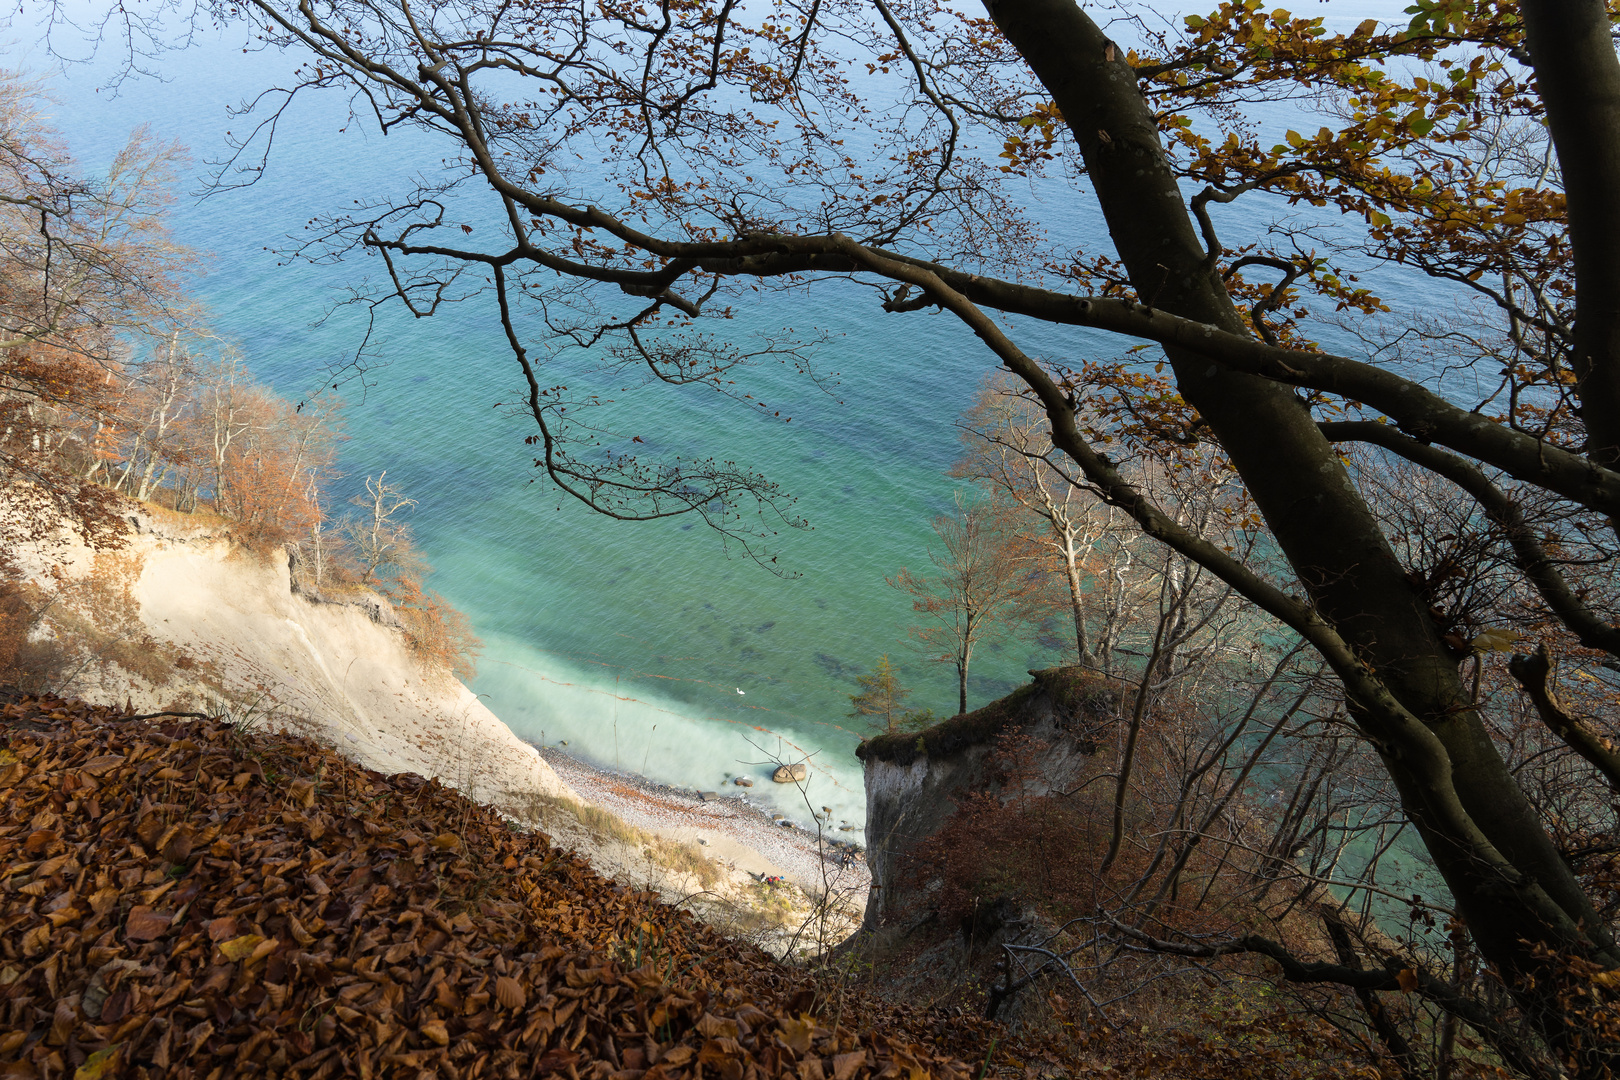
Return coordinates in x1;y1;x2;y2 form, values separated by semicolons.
3;498;574;811
854;667;1114;1003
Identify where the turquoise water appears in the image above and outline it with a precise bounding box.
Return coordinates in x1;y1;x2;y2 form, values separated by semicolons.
8;0;1432;830
9;19;1070;827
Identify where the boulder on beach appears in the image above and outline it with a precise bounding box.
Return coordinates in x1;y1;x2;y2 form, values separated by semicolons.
699;790;723;802
733;776;754;787
772;762;809;783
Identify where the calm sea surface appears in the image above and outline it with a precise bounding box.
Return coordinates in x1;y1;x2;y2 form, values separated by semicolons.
10;0;1438;828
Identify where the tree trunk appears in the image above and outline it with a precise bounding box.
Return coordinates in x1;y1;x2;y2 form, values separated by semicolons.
1061;529;1089;662
985;0;1617;1058
1520;0;1620;469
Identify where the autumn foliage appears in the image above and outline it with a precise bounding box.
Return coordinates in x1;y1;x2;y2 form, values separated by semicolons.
0;696;1019;1080
0;75;480;685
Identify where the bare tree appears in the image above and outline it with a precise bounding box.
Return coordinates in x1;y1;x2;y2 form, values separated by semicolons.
0;79;188;362
890;494;1045;715
114;331;200;501
346;471;418;584
956;375;1135;673
0;72;190;542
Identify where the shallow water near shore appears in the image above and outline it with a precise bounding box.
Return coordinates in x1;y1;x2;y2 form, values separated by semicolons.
11;0;1439;829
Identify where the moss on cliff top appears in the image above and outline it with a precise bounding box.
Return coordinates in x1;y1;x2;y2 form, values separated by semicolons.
856;665;1113;766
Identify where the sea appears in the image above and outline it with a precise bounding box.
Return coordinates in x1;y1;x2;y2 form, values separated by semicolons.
5;0;1434;832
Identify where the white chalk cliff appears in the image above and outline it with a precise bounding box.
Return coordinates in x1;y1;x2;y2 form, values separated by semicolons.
4;496;573;810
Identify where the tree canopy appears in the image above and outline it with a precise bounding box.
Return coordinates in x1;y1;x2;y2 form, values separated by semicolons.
69;0;1620;1071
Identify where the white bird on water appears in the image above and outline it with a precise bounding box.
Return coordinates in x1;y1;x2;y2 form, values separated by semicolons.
736;688;745;695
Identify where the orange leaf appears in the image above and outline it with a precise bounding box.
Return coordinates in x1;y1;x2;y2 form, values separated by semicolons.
21;923;50;957
832;1052;867;1080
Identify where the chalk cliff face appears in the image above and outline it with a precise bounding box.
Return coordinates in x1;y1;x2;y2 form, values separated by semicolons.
856;667;1112;948
2;494;844;933
3;499;573;810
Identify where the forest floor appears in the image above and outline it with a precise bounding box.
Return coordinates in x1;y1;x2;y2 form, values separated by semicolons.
0;695;1017;1080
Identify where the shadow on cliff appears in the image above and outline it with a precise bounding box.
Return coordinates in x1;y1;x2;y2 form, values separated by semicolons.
849;666;1119;1025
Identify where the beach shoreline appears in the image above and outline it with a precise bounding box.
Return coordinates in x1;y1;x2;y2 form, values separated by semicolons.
533;745;870;904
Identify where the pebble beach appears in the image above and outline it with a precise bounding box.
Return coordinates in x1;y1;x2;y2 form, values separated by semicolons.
535;746;870;902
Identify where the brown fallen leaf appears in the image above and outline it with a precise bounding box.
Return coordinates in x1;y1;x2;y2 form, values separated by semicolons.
160;829;193;864
124;906;170;942
0;701;985;1080
46;906;81;928
779;1017;815;1055
832;1052;867;1080
16;923;45;957
80;754;126;776
495;975;526;1010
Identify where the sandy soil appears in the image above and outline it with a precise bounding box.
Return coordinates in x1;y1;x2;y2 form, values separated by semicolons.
538;748;870;902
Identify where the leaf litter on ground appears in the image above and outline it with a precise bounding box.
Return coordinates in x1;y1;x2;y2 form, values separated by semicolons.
0;694;998;1080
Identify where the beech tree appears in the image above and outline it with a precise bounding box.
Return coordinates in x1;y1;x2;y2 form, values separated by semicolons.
890;495;1043;716
955;376;1131;671
0;73;189;532
346;471;420;583
103;0;1620;1068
